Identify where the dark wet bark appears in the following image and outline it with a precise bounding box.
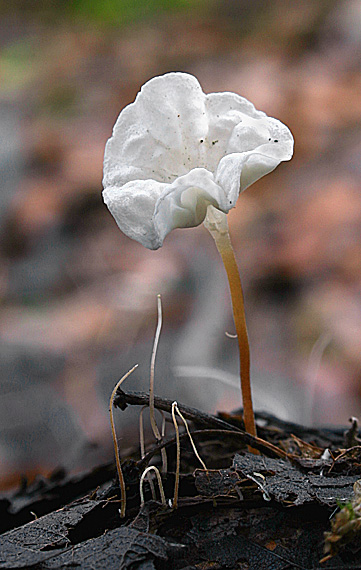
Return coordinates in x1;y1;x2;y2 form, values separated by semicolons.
1;395;361;569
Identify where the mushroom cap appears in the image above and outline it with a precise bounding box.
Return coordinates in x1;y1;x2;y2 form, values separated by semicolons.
103;72;294;249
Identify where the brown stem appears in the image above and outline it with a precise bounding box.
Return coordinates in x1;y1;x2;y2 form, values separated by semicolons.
204;207;257;446
109;364;138;517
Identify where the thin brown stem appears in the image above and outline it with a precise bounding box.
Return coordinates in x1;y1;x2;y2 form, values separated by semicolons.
109;364;138;517
204;207;257;446
215;231;256;438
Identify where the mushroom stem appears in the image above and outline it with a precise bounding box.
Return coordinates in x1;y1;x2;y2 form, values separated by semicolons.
204;206;257;444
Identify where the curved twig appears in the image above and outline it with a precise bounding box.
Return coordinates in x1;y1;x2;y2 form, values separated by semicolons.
114;388;287;460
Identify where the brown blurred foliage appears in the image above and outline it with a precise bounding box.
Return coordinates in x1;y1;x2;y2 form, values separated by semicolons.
0;0;361;486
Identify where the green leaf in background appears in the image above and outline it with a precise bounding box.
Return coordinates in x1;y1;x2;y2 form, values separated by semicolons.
69;0;213;26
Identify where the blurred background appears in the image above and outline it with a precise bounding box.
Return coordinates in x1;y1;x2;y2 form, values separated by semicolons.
0;0;361;488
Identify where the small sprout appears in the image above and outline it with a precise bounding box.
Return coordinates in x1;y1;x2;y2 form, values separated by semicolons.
246;473;271;501
139;406;166;461
139;403;167;501
139;405;147;460
173;401;207;471
148;294;167;473
171;402;181;509
139;466;166;507
344;416;361;448
139;405;157;500
171;401;208;509
321;448;332;461
109;364;139;518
